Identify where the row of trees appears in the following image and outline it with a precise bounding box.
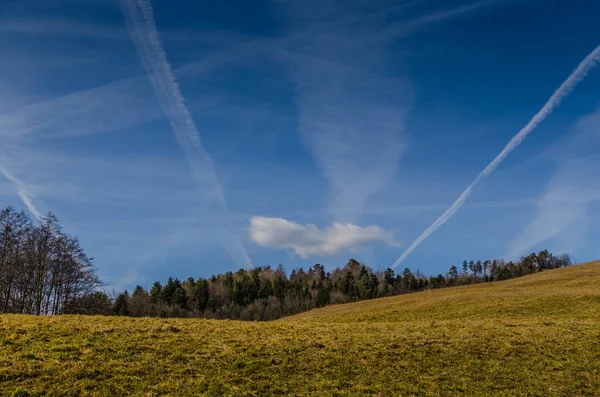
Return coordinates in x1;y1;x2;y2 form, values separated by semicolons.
113;250;571;321
447;250;572;283
0;207;105;315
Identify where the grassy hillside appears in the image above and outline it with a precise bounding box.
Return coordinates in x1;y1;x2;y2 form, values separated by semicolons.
1;262;599;396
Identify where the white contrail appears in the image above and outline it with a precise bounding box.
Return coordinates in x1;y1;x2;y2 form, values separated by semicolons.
120;0;252;267
120;0;225;206
392;45;600;270
0;160;44;220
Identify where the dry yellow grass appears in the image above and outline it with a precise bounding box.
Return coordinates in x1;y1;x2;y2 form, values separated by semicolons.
1;261;600;396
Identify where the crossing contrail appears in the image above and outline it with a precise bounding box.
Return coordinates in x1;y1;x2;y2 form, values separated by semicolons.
120;0;252;267
392;45;600;270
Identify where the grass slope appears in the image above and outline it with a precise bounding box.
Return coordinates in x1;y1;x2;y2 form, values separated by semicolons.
1;262;600;396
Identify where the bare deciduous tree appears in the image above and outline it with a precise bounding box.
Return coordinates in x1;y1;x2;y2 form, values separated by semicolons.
0;207;103;315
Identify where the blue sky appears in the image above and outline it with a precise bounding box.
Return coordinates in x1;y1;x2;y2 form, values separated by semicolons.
1;0;599;290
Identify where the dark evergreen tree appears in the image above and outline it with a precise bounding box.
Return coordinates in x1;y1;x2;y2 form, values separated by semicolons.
448;265;458;281
383;268;395;285
113;291;130;316
315;283;330;308
150;282;162;303
194;279;210;312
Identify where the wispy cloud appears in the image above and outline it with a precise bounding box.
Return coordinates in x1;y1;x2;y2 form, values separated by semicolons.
119;0;252;267
249;216;398;258
504;157;600;259
384;0;511;40
506;105;600;259
391;45;600;269
0;75;161;141
0;48;263;143
0;17;127;39
277;0;517;224
277;0;412;223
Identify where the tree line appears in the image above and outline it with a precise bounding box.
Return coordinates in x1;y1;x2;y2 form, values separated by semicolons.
113;250;571;321
0;206;572;320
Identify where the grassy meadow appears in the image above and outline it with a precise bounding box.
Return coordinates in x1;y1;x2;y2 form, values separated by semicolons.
1;261;599;396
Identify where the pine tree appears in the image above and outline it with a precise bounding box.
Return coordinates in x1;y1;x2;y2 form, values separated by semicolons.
113;291;130;316
150;282;162;303
315;283;330;307
448;265;458;281
194;279;209;312
383;268;395;285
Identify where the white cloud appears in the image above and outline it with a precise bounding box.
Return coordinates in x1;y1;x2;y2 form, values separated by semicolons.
249;216;398;258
